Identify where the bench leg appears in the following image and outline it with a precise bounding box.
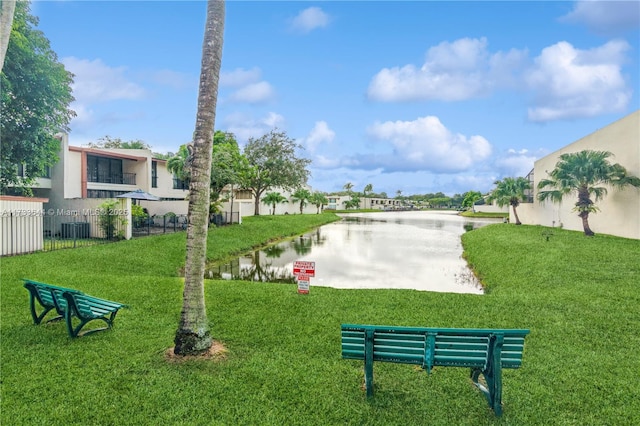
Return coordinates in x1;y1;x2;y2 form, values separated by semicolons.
364;329;374;397
470;334;504;416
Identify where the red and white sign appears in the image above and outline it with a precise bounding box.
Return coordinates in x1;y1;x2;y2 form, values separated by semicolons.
293;261;315;277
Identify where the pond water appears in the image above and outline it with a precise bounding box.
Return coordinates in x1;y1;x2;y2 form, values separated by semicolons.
205;211;502;294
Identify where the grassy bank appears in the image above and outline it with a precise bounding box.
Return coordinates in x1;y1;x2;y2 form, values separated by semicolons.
1;216;639;425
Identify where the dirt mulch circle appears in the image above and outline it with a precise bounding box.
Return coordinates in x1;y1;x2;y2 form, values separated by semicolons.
164;340;228;363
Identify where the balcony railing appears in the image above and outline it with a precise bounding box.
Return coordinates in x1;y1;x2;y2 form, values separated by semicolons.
88;173;136;185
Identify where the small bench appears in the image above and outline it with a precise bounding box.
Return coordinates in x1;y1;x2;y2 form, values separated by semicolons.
341;324;530;416
23;279;126;338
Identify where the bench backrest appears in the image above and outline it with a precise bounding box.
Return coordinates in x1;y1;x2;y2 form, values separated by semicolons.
23;279;83;311
341;324;529;370
63;292;126;317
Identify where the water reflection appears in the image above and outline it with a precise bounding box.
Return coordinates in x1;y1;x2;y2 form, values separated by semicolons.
205;211;501;294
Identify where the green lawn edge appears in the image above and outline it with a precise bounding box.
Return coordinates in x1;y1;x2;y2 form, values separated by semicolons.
1;216;639;425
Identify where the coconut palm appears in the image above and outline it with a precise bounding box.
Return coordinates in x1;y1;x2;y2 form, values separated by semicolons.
174;0;225;356
290;187;311;214
262;192;288;215
487;177;531;225
537;150;640;236
343;182;354;194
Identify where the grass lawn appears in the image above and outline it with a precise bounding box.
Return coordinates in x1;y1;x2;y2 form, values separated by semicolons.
1;214;639;425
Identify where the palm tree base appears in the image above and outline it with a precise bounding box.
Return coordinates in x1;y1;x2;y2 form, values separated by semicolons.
174;329;213;356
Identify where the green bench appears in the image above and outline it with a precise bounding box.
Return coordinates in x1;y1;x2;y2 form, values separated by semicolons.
23;279;126;338
341;324;530;416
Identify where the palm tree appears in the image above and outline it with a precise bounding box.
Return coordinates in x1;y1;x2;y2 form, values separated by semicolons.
309;191;328;214
174;0;225;356
487;177;531;225
262;192;288;215
343;182;354;194
0;0;16;71
363;183;373;209
290;188;311;214
537;150;640;236
167;144;192;188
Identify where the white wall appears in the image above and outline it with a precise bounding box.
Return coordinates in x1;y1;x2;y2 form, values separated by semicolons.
521;110;640;239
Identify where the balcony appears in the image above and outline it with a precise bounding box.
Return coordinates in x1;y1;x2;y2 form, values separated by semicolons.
88;173;136;185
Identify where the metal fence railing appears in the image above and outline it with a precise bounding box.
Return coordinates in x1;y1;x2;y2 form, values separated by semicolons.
132;214;189;237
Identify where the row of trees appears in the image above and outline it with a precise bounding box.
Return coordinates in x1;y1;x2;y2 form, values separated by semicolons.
261;189;328;215
167;129;311;216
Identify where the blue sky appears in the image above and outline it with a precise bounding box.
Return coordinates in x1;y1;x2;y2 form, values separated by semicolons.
32;1;640;196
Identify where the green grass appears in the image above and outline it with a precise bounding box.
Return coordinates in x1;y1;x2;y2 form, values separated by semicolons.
2;216;639;425
459;211;509;219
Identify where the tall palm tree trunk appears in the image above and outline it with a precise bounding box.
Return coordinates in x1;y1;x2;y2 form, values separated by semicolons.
174;0;225;356
0;0;16;71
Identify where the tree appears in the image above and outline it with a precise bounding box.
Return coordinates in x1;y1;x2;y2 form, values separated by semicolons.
537;150;640;236
290;187;311;214
262;191;288;215
462;191;483;211
174;0;225;356
0;0;16;70
241;129;311;215
210;132;247;203
363;183;373;209
487;177;531;225
343;194;361;210
87;135;151;150
309;191;328;214
343;182;354;194
1;1;75;194
167;144;191;186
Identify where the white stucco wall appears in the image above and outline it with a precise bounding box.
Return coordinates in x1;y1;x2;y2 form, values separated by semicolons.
520;110;640;239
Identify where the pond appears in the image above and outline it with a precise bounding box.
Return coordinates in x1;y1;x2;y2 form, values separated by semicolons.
205;211;502;294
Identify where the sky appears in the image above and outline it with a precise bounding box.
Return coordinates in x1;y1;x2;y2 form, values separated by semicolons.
31;1;640;196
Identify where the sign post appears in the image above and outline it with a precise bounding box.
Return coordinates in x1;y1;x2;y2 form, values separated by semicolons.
293;261;315;294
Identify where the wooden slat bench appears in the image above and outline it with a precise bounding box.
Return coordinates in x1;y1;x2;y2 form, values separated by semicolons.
23;279;126;338
341;324;530;416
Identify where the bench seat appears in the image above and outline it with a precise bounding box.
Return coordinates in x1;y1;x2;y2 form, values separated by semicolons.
341;324;529;416
23;279;126;338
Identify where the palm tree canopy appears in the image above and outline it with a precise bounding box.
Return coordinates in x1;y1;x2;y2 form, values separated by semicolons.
537;150;640;207
487;177;531;208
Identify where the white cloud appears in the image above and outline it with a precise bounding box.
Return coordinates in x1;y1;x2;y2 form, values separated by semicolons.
524;40;631;122
303;121;335;153
222;112;285;143
220;67;262;87
367;38;527;102
220;67;275;104
364;116;492;173
290;7;331;34
228;81;275;104
560;1;640;34
494;149;538;178
63;57;145;103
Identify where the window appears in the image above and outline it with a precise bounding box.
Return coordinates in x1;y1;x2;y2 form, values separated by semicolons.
87;155;135;184
152;161;158;188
